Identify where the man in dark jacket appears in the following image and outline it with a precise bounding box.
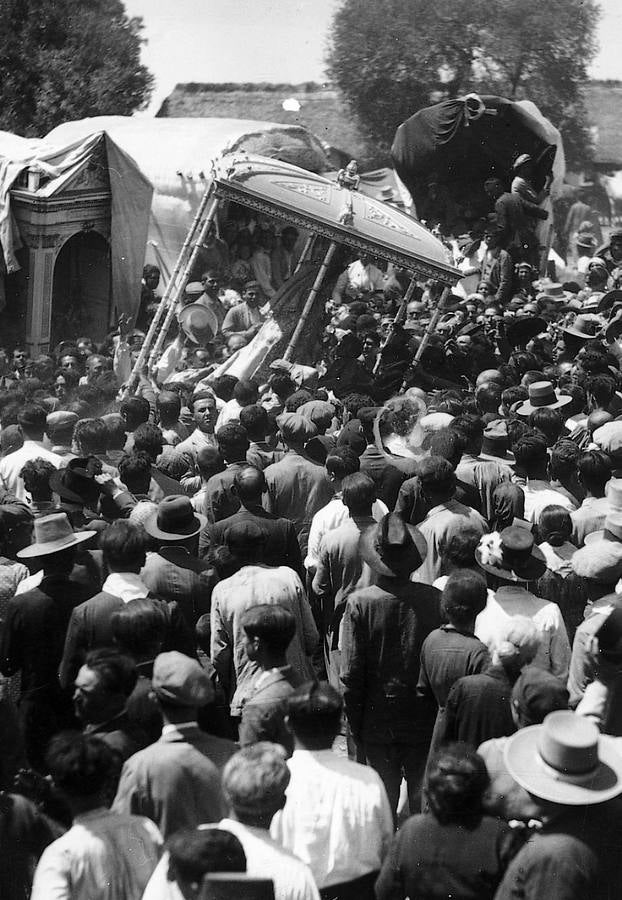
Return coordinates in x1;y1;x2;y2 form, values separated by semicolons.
203;466;303;577
0;512;98;769
264;413;334;556
357;408;405;509
59;521;194;690
340;513;441;819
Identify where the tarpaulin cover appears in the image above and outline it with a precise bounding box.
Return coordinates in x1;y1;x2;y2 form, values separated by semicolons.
0;129;153;319
46;117;330;280
391;95;564;228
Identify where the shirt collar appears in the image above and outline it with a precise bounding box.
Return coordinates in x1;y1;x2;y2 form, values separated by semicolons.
162;721;198;735
102;571;149;604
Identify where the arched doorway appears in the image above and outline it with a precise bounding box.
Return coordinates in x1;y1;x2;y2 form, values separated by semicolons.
51;230;111;346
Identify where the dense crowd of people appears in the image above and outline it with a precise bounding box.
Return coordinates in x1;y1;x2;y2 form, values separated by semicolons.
2;174;622;900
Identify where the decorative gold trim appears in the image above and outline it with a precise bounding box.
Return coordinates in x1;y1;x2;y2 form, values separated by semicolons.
214;179;459;284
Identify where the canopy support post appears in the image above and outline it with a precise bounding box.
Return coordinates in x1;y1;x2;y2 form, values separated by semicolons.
373;274;418;375
122;181;220;396
284;240;338;362
401;284;452;390
294;233;316;274
148;190;221;374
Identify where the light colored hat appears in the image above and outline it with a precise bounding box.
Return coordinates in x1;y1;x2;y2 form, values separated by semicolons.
562;313;603;342
178;302;218;345
420;412;454;432
593;423;622;461
572;533;622;583
536;283;573;304
17;512;95;559
504;710;622;805
516;381;572;416
184;281;204;297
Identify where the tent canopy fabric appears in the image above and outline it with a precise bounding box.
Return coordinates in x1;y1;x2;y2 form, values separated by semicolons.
46;117;331;279
213;153;460;283
0;129;153;319
391;95;565;223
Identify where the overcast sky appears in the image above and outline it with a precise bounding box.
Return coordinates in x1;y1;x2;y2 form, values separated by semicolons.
124;0;622;115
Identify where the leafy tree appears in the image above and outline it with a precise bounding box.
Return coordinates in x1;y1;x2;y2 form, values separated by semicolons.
328;0;599;170
0;0;153;137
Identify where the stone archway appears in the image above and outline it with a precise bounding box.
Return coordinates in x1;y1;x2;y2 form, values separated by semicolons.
51;230;111;347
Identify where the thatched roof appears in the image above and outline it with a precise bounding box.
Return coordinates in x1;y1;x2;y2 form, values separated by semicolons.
159;80;622;172
157;83;382;168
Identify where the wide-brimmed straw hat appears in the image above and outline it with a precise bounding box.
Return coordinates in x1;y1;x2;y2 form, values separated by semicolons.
476;526;547;583
504;710;622;805
178;302;218;345
516;381;572;416
144;495;207;541
562;314;603;342
360;513;427;577
536;283;573;304
17;512;95;559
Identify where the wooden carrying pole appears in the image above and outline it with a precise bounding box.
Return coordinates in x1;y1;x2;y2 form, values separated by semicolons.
122;182;219;396
147;192;221;372
283;240;338;361
400;284;452;390
293;233;316;275
373;274;418;375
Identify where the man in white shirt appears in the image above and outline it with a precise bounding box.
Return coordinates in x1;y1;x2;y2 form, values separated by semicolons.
211;520;318;717
143;743;320;900
305;448;387;575
31;732;162;900
0;403;62;500
177;391;218;456
271;683;393;900
332;255;385;304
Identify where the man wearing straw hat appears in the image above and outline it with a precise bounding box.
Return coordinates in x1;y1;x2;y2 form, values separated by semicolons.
495;711;622;899
0;512;96;769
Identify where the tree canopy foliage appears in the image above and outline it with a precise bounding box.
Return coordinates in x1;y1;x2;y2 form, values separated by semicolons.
0;0;153;137
327;0;600;170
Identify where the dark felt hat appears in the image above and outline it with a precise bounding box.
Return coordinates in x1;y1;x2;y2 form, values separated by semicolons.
360;513;427;577
476;526;547;582
506;316;547;348
144;495;207;541
49;458;101;506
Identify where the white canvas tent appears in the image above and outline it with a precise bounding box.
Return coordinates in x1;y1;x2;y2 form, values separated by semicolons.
46;116;330;281
0;129;152;347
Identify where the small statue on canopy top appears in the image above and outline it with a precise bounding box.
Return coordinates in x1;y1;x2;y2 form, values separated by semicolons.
337;159;360;191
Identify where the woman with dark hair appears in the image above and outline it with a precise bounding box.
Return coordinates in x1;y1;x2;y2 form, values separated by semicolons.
376;744;517;900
